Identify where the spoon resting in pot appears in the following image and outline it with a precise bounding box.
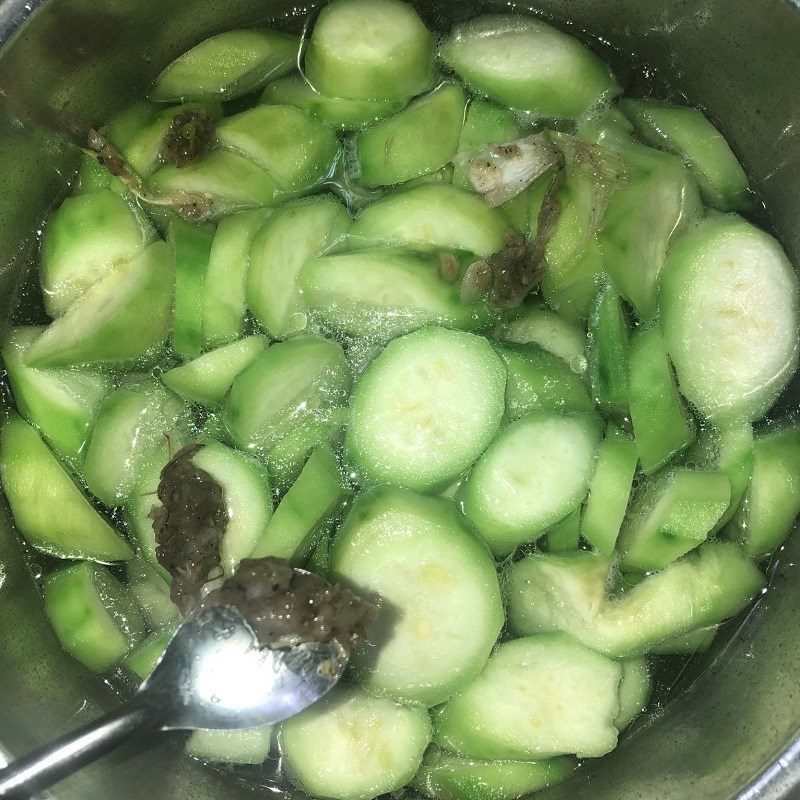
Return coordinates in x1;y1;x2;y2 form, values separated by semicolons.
0;603;349;799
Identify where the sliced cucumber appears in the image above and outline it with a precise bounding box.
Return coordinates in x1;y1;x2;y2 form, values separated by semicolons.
452;99;521;190
82;379;190;507
161;335;268;407
190;440;274;574
581;423;638;555
224;337;350;454
44;562;145;672
40;188;155;317
618;468;731;573
459;412;602;557
202;209;271;348
262;75;404;130
123;628;173;679
355;84;466;187
304;0;435;103
495;343;594;420
105;101;158;151
306;532;332;575
331;487;503;706
545;509;582;553
620;100;750;212
25;241;174;370
505;542;764;657
300;248;497;341
152;29;299;102
348;184;506;257
186;726;273;765
251;444;343;564
125;559;180;630
0;413;133;562
651;626;717;655
413;749;573;800
2;326;112;466
615;658;651;729
149;150;287;218
628;325;695;474
728;425;800;558
266;406;348;492
433;634;622;759
346;327;506;494
541;238;605;325
440;15;618;118
280;684;432;800
169;218;215;359
587;283;630;416
217;105;340;191
599;140;702;323
498;305;587;374
247;195;351;339
660;214;800;422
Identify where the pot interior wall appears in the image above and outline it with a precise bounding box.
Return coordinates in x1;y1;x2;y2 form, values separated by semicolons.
1;0;800;798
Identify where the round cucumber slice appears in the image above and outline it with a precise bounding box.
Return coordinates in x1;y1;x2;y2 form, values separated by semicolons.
304;0;435;103
433;635;622;760
331;487;503;706
44;562;146;672
346;327;506;493
152;29;299;103
280;684;432;800
413;749;573;800
459;412;602;557
660;214;800;422
440;15;618;118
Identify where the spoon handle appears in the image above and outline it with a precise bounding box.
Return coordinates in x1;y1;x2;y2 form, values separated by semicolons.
0;698;161;798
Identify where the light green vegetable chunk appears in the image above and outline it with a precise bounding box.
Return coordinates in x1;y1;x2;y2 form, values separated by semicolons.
186;726;273;765
615;659;651;730
587;283;630;416
123;628;174;679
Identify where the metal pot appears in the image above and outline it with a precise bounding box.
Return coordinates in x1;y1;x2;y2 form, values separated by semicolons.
1;0;800;798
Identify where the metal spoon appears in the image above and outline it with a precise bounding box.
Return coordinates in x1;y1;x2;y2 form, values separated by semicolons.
0;604;349;799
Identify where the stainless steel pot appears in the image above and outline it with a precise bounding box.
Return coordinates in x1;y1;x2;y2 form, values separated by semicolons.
1;0;800;798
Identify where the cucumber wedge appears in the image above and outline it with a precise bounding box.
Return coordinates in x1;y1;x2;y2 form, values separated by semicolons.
349;184;507;257
505;542;764;657
728;425;800;558
617;468;731;572
651;626;718;655
123;628;173;679
40;189;155;317
346;327;506;494
433;635;622;759
247;195;351;339
125;559;180;631
355;84;466;187
25;241;174;370
581;423;638;555
280;684;432;800
332;487;503;706
495;343;594;420
628;325;695;474
620;100;751;211
82;379;191;507
587;283;630;416
152;29;299;102
161;335;268;407
186;726;273;765
169;218;215;359
203;209;271;348
217;105;340;191
44;562;145;672
616;659;651;729
262;75;404;130
2;326;112;466
223;337;350;454
660;214;800;422
440;15;618;118
459;412;602;557
599;140;702;323
105;101;158;151
304;0;435;103
0;413;133;562
545;509;582;553
300;248;497;341
413;749;573;800
251;444;344;564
